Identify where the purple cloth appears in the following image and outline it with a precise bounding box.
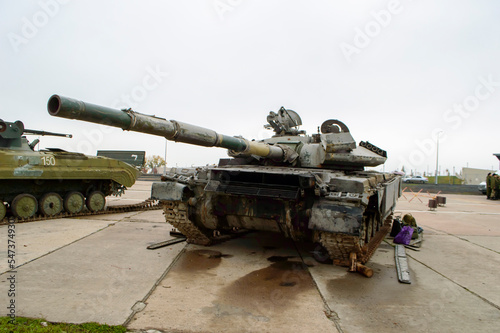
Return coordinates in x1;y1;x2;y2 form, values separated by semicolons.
394;226;414;245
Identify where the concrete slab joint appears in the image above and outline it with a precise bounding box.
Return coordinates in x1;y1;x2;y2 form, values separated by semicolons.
132;301;147;312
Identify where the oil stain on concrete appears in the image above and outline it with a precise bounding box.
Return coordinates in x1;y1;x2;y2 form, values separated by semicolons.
129;235;336;333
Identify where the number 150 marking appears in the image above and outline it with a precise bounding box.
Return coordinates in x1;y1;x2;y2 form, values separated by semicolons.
41;156;56;166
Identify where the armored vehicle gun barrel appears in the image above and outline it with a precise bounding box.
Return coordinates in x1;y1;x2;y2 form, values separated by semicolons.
0;119;72;138
24;129;72;138
48;95;285;161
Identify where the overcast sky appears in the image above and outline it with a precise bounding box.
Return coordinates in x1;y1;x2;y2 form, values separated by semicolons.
2;0;499;175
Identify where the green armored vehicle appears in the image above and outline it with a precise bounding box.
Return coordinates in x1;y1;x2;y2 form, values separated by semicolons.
0;119;139;220
48;95;401;274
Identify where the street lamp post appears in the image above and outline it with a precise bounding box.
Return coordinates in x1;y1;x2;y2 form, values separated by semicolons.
163;139;167;175
435;131;442;185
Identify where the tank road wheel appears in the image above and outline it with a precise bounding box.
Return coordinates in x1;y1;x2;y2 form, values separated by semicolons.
366;215;375;243
312;242;333;264
39;193;63;216
12;194;38;219
86;191;106;212
64;192;85;214
0;202;6;220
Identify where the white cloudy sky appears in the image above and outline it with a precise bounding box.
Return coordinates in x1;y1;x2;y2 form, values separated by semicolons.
1;0;499;175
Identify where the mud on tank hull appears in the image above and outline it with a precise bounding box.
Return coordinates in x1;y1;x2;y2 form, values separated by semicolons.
152;165;401;267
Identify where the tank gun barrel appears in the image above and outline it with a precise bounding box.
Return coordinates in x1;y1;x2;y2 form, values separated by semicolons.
47;95;284;160
24;129;72;138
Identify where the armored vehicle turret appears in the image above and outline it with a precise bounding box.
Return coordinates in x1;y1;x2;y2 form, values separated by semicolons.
48;95;401;274
0;119;139;220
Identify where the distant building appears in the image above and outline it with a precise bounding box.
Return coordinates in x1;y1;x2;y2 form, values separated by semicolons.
462;167;496;185
97;150;145;168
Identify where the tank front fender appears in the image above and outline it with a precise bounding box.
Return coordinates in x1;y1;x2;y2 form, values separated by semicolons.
151;182;191;201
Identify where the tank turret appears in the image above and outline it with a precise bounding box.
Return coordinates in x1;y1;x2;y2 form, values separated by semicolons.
0;119;71;151
47;95;387;169
48;94;401;277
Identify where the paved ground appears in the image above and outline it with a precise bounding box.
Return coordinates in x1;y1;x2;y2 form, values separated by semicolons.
1;180;499;332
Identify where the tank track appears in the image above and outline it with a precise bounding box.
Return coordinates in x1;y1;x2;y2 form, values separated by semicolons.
162;201;248;246
0;199;161;225
317;214;393;267
163;201;213;246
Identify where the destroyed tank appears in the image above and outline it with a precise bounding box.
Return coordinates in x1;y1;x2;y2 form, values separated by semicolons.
48;94;401;273
0;119;139;220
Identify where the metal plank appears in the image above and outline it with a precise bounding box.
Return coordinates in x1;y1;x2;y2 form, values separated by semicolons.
395;244;411;284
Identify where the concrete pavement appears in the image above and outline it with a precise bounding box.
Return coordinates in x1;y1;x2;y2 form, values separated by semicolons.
1;181;499;332
127;233;337;333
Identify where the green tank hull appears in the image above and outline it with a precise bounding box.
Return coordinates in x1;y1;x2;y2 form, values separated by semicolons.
0;119;139;219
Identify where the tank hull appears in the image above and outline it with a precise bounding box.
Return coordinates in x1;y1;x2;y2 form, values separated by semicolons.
152;165;401;266
0;147;139;219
